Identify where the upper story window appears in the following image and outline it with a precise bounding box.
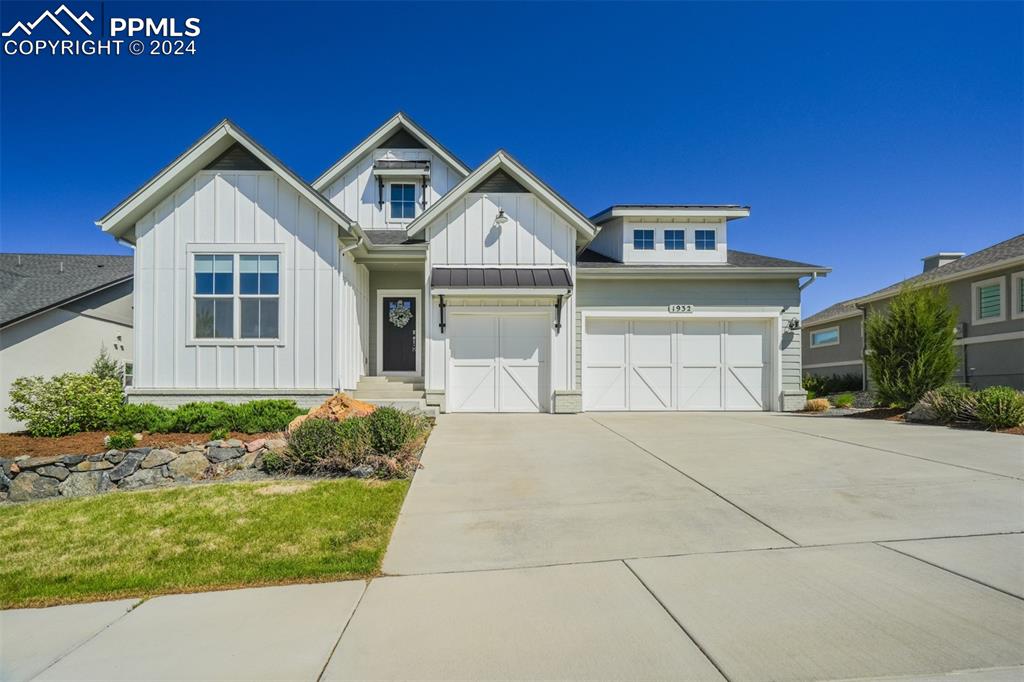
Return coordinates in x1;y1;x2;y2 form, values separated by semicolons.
633;229;654;250
194;254;280;340
389;183;416;221
665;229;686;250
972;276;1005;325
809;327;840;347
1012;272;1024;320
694;229;716;250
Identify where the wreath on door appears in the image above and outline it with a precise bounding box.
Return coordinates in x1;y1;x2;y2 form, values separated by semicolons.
388;300;413;328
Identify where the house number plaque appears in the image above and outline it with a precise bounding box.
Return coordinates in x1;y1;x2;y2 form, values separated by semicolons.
668;304;694;314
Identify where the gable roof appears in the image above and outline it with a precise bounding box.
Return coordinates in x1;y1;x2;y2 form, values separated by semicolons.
0;253;133;328
97;119;355;241
313;112;471;191
802;299;861;327
404;150;598;242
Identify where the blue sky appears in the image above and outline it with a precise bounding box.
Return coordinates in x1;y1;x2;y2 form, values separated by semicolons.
1;1;1020;316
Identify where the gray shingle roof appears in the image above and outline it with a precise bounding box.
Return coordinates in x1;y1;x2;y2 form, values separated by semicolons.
802;298;861;327
362;230;425;246
576;248;825;270
0;253;133;327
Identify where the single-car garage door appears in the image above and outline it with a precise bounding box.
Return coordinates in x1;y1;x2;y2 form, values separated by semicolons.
583;318;770;411
448;314;549;412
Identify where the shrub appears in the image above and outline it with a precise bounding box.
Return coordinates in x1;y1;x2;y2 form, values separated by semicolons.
173;402;236;433
287;418;342;466
337;416;372;459
231;400;303;433
7;373;124;437
106;431;137;450
975;386;1024;430
834;393;855;408
924;384;978;423
90;344;123;384
865;285;959;408
260;450;288;473
366;407;417;454
210;427;230;441
802;373;862;396
111;403;177;433
804;398;830;412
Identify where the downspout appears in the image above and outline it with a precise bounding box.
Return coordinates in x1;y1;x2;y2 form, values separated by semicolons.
798;272;818;291
340;236;363;256
115;238;135;250
855;303;868;392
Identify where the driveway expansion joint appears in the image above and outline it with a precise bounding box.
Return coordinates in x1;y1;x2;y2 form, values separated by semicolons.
876;541;1024;603
317;580;369;682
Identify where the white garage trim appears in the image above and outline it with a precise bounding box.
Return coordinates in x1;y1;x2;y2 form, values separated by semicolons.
581;309;782;411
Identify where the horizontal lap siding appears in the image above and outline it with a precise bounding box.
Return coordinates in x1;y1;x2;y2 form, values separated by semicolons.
133;171;342;392
801;316;864;368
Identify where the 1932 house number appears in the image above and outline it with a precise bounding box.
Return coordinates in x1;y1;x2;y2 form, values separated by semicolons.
668;304;694;314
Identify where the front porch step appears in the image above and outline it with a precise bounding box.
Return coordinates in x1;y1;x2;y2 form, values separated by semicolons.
352;375;426;402
362;398;438;419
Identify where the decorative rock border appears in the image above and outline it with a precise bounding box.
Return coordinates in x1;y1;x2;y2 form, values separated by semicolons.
0;437;288;503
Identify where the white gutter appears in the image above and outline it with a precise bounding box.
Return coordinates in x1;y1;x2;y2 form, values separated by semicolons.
340;237;363;256
799;272;818;290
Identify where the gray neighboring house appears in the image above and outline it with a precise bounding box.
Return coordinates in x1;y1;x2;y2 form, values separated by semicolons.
0;254;134;432
802;234;1024;390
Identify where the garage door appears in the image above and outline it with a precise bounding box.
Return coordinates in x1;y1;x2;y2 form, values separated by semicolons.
583;318;769;411
448;314;549;412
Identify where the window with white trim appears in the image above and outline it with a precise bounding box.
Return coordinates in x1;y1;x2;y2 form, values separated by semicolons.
633;229;654;250
1012;272;1024;320
194;254;280;340
389;183;416;221
239;255;280;339
194;255;234;338
810;327;840;347
665;229;685;250
971;276;1005;324
694;229;716;250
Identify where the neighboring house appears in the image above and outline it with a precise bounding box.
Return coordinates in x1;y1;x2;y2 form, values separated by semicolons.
95;113;828;413
802;235;1024;389
0;254;134;432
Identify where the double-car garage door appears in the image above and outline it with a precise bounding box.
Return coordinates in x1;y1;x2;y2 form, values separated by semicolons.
583;318;770;411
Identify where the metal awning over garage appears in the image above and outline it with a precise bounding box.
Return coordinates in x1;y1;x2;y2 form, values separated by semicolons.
431;267;572;290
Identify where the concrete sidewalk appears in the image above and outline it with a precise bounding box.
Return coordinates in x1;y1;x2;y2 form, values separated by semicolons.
3;413;1022;681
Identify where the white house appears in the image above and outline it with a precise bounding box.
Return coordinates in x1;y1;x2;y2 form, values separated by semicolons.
96;113;828;413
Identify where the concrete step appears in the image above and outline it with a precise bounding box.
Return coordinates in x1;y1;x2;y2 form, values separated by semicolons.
362;398;438;419
354;390;427;400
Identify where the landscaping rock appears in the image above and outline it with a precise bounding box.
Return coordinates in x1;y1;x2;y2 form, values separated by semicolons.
141;449;176;468
0;468;12;492
204;440;223;448
246;438;267;452
350;464;375;479
59;454;87;467
108;451;146;483
36;465;70;481
8;471;60;502
906;401;938;423
265;438;288;452
74;458;114;472
58;471;112;498
0;458;12;478
17;454;65;470
9;462;20;474
288;393;375;432
223;438;244;448
14;455;29;462
120;468;171;490
167;451;209;480
105;449;126;464
173;445;203;454
128;447;152;457
237;450;261;469
206;447;243;463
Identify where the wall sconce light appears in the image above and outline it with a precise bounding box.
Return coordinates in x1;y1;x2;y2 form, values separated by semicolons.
787;318;801;331
494;208;509;228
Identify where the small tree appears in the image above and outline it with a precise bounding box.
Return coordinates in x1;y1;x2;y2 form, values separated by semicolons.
865;285;959;408
91;344;123;384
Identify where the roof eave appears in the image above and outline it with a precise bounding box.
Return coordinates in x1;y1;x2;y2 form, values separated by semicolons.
577;266;830;278
855;255;1024;306
590;206;751;224
0;273;134;330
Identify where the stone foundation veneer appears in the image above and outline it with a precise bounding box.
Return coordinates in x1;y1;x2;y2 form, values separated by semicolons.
553;390;583;414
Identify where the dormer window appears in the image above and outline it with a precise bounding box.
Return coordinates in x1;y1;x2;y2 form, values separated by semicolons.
665;229;686;250
695;229;716;250
633;229;654;250
389;183;416;221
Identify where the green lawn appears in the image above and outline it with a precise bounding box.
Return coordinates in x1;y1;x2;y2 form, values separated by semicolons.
0;479;409;609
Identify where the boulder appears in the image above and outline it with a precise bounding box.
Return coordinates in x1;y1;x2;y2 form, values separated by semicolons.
58;471;112;498
108;451;146;483
350;464;375;479
204;440;223;448
173;445;203;454
8;471;60;502
59;454;86;467
237;450;261;469
36;465;70;481
17;454;65;470
0;468;11;492
264;438;288;452
167;451;209;481
223;438;244;448
287;393;375;432
206;447;243;463
120;468;171;490
74;458;114;472
105;449;126;464
245;438;267;453
0;458;13;478
128;447;152;457
141;449;176;468
906;401;938;423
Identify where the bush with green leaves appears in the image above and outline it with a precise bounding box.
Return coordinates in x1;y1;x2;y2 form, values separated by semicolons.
231;400;304;434
7;373;124;437
366;407;419;454
210;427;230;441
865;285;959;408
923;384;978;423
260;450;288;473
975;386;1024;430
106;431;137;450
287;417;343;467
172;402;237;433
802;373;862;396
833;393;855;408
111;403;177;433
90;345;123;384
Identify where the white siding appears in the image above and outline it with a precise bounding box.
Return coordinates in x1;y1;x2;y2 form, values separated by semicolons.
323;149;461;230
133;171;352;392
338;253;370;390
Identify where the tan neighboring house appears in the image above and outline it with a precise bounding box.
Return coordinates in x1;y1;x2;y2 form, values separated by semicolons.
0;254;134;432
802;234;1024;390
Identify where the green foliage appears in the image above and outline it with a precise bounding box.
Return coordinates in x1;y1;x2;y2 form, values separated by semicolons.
209;427;229;441
865;286;959;408
260;450;288;473
975;386;1024;429
90;345;123;384
366;407;417;455
336;416;372;459
834;393;855;408
106;431;137;450
231;400;304;434
7;373;124;437
924;384;978;423
172;402;236;433
802;373;862;396
111;403;177;433
287;418;343;466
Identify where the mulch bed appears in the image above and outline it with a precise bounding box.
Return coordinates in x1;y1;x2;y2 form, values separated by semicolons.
845;407;907;421
0;431;280;458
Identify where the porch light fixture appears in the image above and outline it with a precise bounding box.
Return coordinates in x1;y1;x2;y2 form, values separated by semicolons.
494;208;509;227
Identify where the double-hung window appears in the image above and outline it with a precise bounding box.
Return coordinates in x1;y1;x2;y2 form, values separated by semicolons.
694;229;716;251
633;229;654;250
389;183;416;221
972;276;1005;324
194;254;281;340
665;229;685;250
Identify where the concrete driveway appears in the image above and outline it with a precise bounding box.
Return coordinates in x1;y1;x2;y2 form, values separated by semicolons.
5;413;1023;681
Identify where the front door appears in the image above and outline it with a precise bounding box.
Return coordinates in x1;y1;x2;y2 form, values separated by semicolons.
381;295;417;373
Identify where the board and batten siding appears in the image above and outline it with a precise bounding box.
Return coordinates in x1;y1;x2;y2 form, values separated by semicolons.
133;170;363;394
322;149;461;230
574;278;803;400
422;192;577;395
